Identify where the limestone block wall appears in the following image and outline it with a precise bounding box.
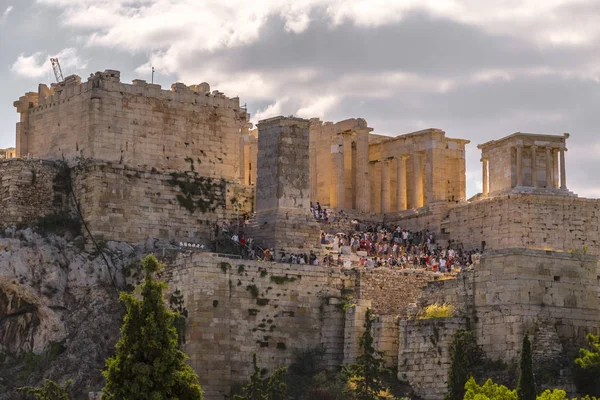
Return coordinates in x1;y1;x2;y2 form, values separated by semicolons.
74;162;253;244
163;254;354;399
441;195;600;256
398;317;467;400
0;159;68;227
343;300;372;365
415;273;474;320
474;249;600;361
251;117;320;253
384;202;454;236
356;269;438;316
15;70;248;182
485;144;513;193
372;314;400;368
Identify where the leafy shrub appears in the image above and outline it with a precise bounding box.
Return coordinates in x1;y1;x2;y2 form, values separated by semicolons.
463;377;517;400
418;303;455;319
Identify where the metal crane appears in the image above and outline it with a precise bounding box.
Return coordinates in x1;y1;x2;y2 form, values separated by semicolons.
50;57;64;83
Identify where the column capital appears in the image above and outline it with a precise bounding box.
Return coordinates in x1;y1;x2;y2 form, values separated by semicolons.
530;145;538;150
398;154;409;161
480;157;488;162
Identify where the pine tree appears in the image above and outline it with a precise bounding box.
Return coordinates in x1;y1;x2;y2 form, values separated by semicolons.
445;329;479;400
343;308;391;400
574;333;600;396
517;332;535;400
101;254;203;400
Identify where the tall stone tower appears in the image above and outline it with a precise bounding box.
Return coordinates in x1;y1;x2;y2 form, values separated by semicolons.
249;116;320;256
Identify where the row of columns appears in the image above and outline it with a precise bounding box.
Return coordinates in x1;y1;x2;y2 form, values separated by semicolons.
377;153;423;213
482;145;567;196
330;133;429;213
515;144;567;189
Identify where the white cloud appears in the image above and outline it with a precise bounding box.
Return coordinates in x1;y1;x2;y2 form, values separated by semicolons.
1;5;13;22
252;97;290;124
11;48;87;79
35;0;600;55
296;95;339;118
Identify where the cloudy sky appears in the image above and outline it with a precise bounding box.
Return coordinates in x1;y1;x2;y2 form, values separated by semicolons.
0;0;599;198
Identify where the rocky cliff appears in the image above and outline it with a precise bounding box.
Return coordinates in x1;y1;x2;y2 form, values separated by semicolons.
0;227;145;399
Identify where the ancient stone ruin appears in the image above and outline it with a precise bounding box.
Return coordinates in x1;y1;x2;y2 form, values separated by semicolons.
1;69;599;399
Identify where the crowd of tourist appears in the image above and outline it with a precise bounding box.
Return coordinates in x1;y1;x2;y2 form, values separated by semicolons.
212;211;481;274
318;225;481;273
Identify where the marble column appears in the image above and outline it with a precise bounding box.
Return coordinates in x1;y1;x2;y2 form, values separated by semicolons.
560;147;567;189
381;159;390;213
545;146;552;188
481;156;489;197
396;155;408;211
412;153;424;208
530;145;538;187
516;145;523;187
330;136;345;208
355;130;370;212
310;145;318;202
553;149;559;189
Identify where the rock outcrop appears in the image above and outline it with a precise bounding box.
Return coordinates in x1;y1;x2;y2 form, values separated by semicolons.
0;227;142;399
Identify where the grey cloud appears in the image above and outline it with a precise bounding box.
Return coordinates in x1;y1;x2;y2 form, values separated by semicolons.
0;3;598;198
177;11;595;80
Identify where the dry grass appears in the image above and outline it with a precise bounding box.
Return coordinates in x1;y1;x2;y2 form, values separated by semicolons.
418;303;455;319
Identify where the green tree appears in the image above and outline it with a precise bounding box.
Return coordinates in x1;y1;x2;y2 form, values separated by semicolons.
101;255;203;400
445;329;480;400
342;308;391;400
517;332;536;400
234;353;288;400
18;379;73;400
463;377;518;400
574;333;600;396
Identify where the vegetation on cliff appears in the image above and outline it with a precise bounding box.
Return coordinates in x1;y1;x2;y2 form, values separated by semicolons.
233;353;288;400
101;255;203;400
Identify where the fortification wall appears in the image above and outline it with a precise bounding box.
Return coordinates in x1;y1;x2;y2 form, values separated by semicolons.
163;254;354;399
15;71;249;181
474;249;600;361
398;318;468;400
73;162;253;244
384;201;455;235
0;159;68;227
357;269;439;316
441;195;600;255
